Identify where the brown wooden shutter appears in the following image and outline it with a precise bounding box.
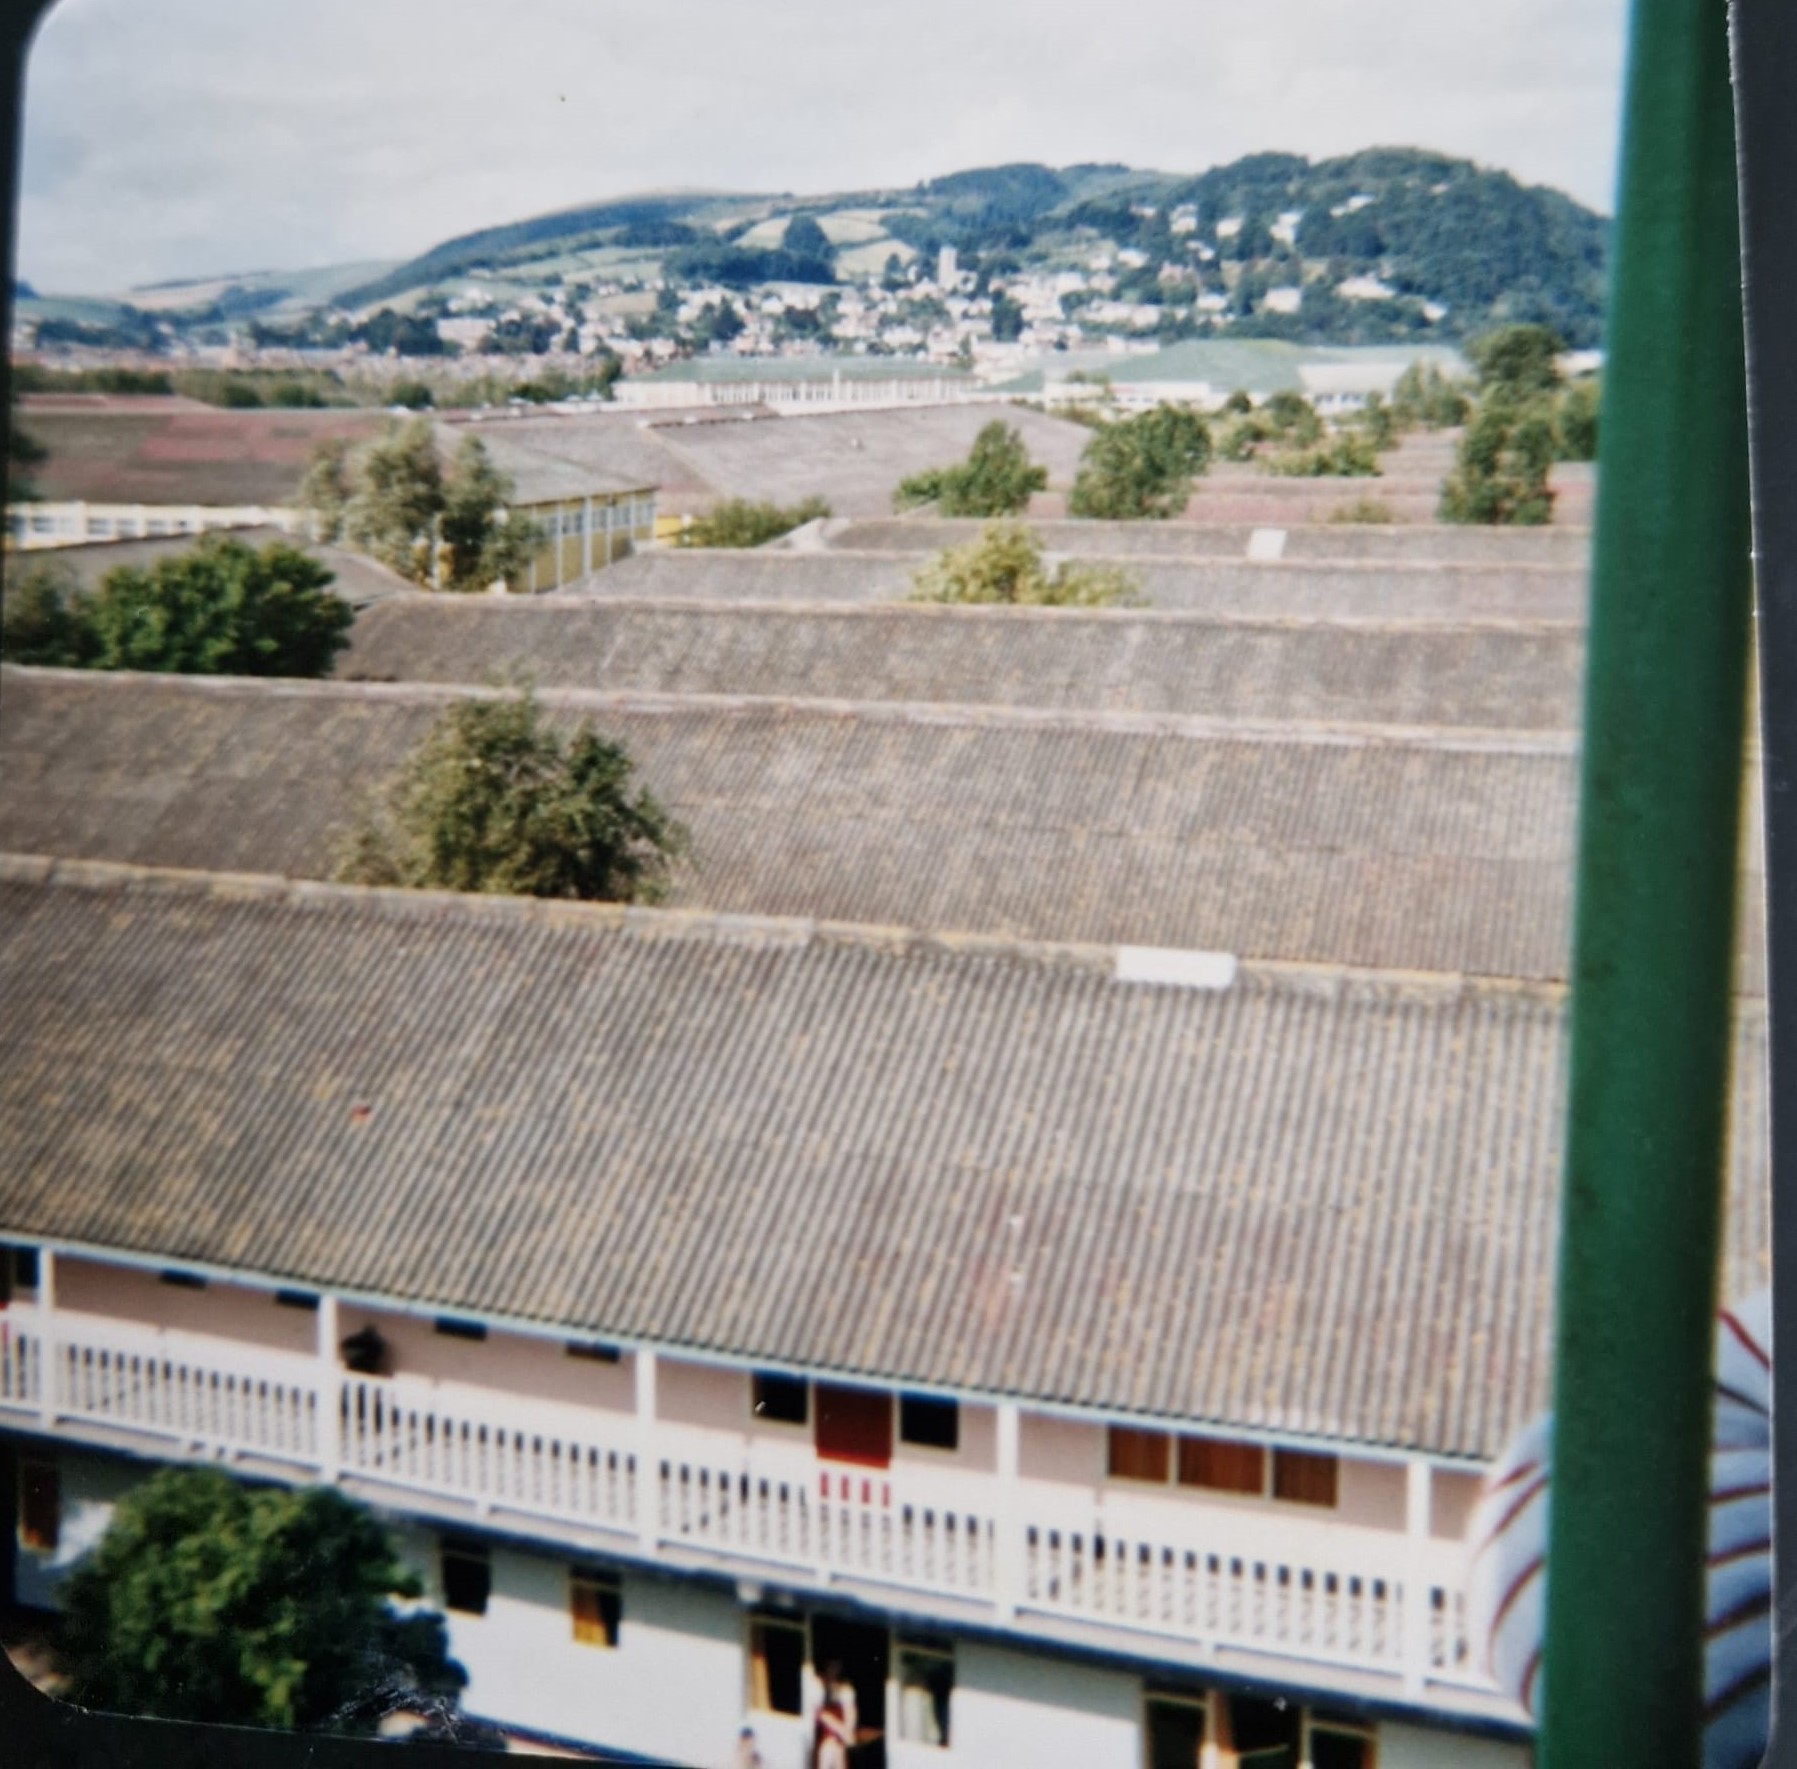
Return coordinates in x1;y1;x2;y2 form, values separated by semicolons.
814;1384;893;1467
1177;1435;1267;1494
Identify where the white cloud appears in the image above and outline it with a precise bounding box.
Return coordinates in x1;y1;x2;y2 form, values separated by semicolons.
18;0;1627;293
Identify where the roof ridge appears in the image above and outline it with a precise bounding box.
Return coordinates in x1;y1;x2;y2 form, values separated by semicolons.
0;664;1582;753
426;589;1589;635
0;850;1609;1012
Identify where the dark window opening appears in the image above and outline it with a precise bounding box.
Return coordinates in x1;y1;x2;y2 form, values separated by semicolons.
748;1615;805;1715
1108;1426;1171;1483
434;1317;487;1341
897;1638;953;1747
899;1394;959;1451
1272;1449;1339;1508
441;1538;491;1615
753;1372;809;1426
1144;1693;1206;1769
570;1566;621;1646
275;1289;319;1311
11;1247;38;1292
18;1460;59;1552
159;1270;206;1289
339;1326;389;1375
566;1341;622;1363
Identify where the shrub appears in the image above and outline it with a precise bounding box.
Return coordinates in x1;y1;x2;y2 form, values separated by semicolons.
1556;379;1600;462
337;689;689;903
1439;392;1559;526
677;496;831;548
893;420;1047;517
909;521;1143;607
3;536;352;676
1328;496;1399;525
1263;433;1382;478
1068;404;1211;520
1390;362;1471;429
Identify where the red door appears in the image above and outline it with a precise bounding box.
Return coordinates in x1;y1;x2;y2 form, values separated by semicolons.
814;1384;893;1467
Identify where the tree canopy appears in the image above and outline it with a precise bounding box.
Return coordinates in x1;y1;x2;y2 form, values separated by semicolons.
337;690;690;902
909;521;1142;607
309;418;539;592
1439;392;1559;526
675;496;831;549
2;535;353;676
56;1466;466;1734
894;420;1048;518
1067;404;1211;520
1466;324;1566;397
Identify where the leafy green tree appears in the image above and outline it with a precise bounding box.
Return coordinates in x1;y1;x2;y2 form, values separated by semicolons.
322;420;539;591
909;522;1143;607
300;437;354;543
1261;390;1323;446
782;215;835;270
676;496;831;548
1466;323;1566;397
338;690;689;902
56;535;354;675
342;419;443;580
989;291;1025;342
1220;389;1255;416
1390;363;1470;429
1439;391;1559;525
388;379;435;410
1357;392;1397;450
56;1466;465;1733
1556;378;1600;462
436;434;539;591
894;421;1047;517
8;418;48;499
1067;404;1211;520
2;561;93;664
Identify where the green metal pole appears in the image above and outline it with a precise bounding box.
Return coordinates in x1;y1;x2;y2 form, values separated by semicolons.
1538;0;1753;1762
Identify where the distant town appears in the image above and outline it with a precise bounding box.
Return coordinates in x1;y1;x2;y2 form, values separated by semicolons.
11;148;1606;410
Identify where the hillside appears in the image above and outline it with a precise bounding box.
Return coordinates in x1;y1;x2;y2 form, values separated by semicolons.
330;146;1607;348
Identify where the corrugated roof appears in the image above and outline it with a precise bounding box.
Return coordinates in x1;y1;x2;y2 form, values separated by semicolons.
0;668;1767;987
20;526;414;609
437;421;655;506
583;547;1589;622
0;859;1766;1461
341;594;1586;731
820;517;1593;570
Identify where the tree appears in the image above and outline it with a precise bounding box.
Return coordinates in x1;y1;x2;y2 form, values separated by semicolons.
389;379;435;410
989;290;1025;342
6;536;352;676
1067;404;1212;520
322;420;539;591
1263;431;1382;477
337;690;689;902
1261;390;1323;446
56;1466;465;1733
342;419;443;580
1466;323;1565;397
894;421;1047;517
1556;377;1600;462
909;522;1142;608
676;496;831;548
436;434;539;591
1390;362;1471;429
8;418;48;499
2;561;92;665
1439;391;1559;525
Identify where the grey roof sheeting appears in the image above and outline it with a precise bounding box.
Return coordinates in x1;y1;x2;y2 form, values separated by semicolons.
0;669;1767;988
0;861;1768;1462
341;594;1586;731
581;548;1590;622
821;517;1594;570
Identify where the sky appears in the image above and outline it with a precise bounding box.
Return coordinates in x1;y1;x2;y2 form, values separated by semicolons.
18;0;1629;296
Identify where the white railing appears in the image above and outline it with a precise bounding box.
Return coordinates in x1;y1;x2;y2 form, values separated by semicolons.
5;501;304;551
0;1306;1492;1703
340;1374;637;1534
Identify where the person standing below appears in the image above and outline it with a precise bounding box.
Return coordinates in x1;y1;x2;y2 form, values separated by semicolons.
731;1725;763;1769
812;1661;856;1769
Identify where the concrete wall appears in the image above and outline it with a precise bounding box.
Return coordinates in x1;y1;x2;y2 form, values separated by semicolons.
415;1533;747;1767
1020;1413;1104;1486
345;1305;635;1412
1380;1719;1531;1769
1432;1471;1487;1542
54;1257;317;1355
946;1640;1141;1769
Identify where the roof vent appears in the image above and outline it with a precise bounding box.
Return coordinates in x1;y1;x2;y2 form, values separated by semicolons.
1115;946;1239;991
